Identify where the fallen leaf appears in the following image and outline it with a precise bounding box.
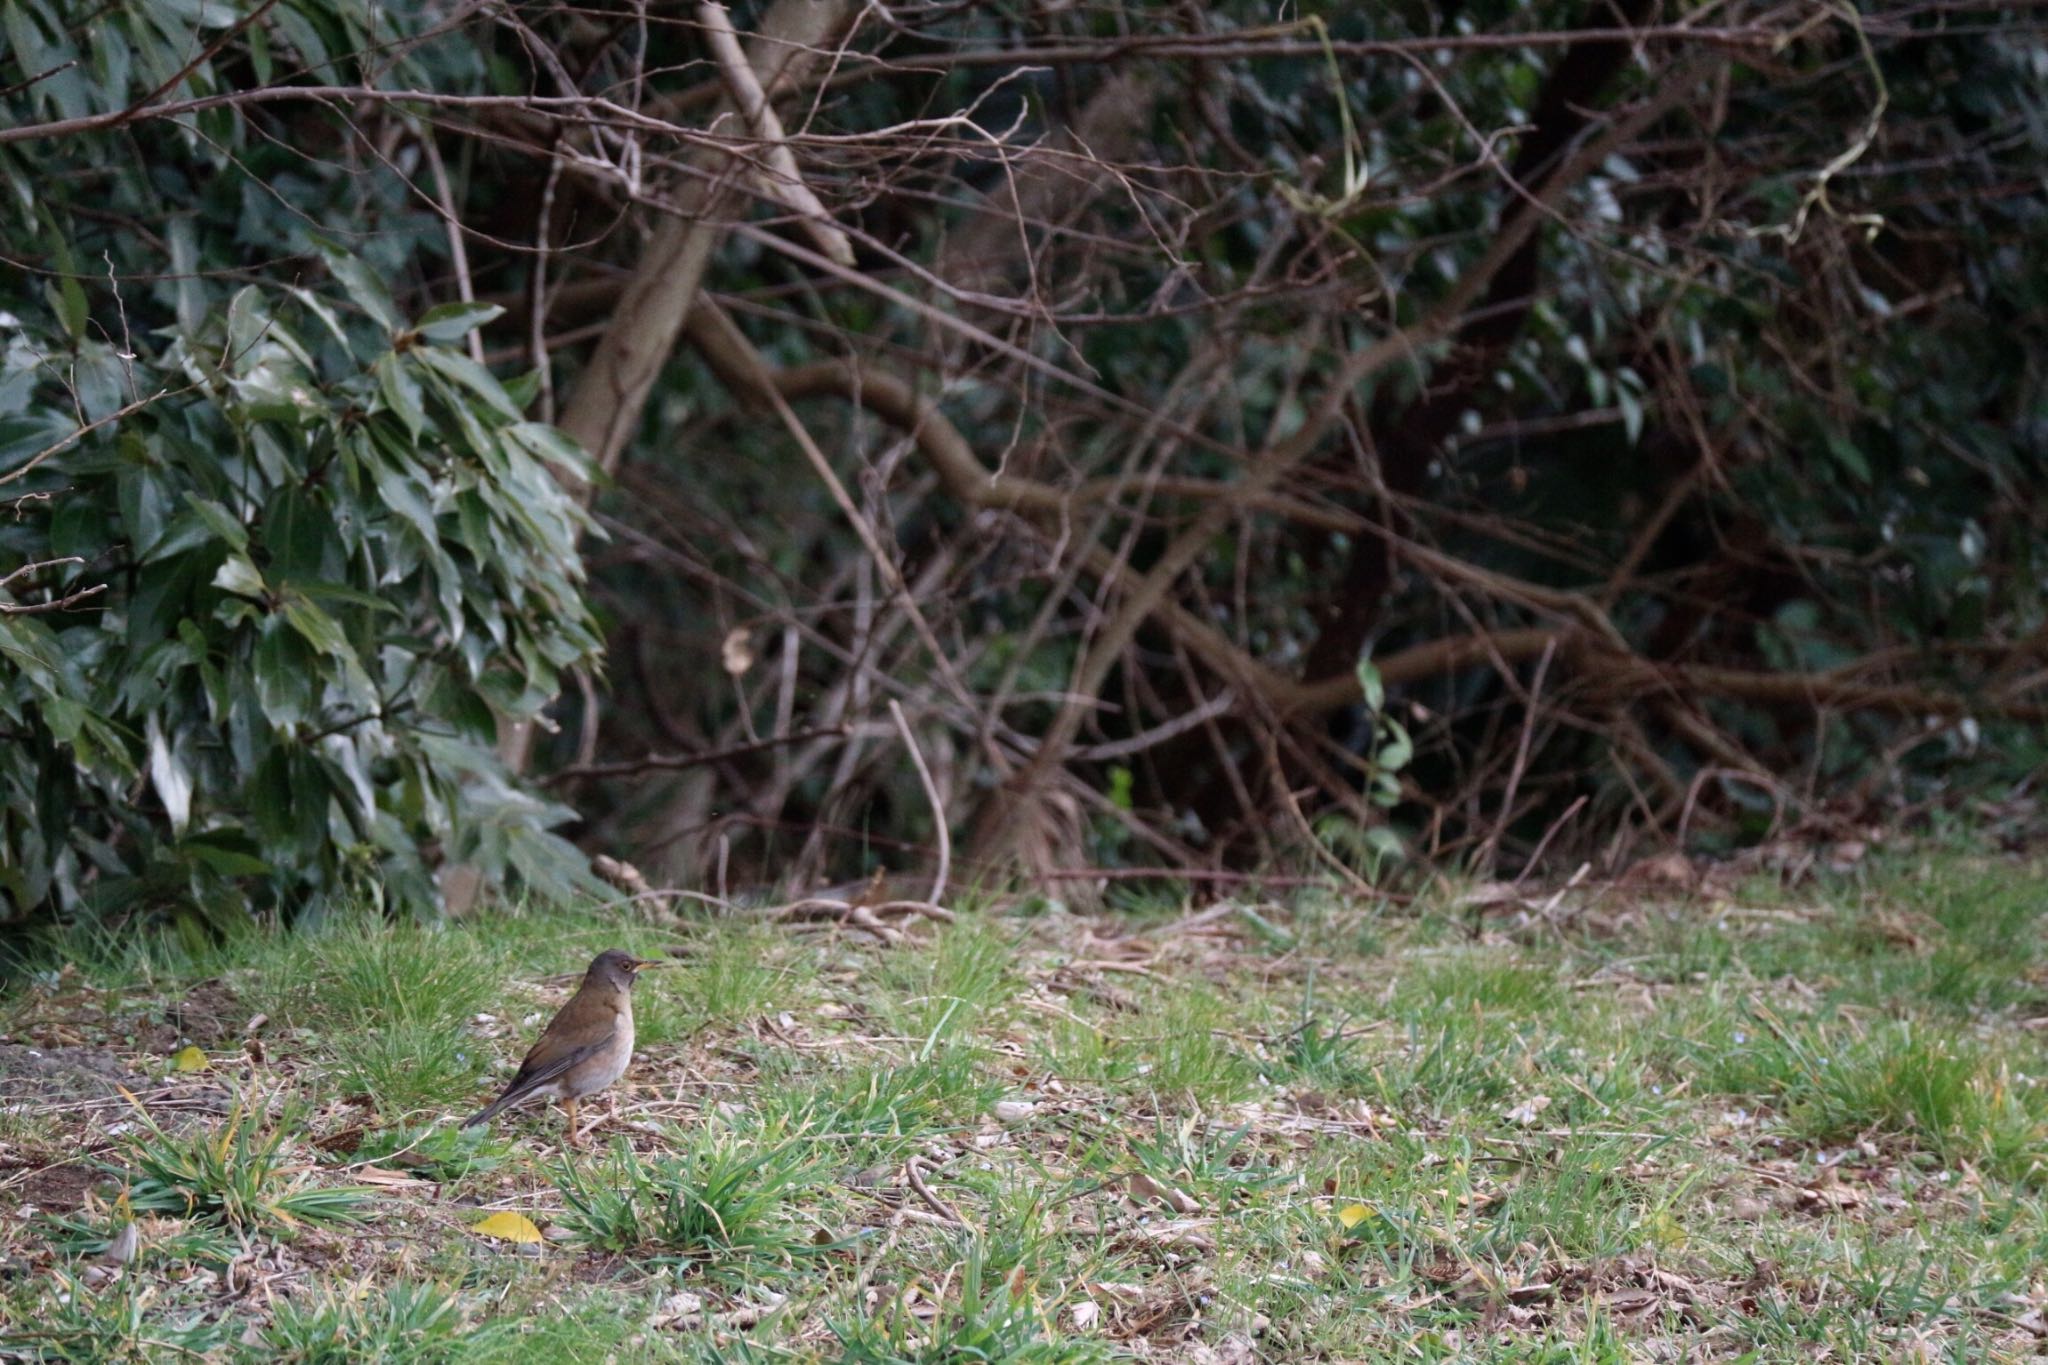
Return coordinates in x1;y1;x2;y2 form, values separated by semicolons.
993;1100;1037;1124
171;1046;208;1073
353;1166;430;1188
1216;1333;1258;1365
1337;1203;1373;1230
471;1211;543;1244
1503;1094;1552;1126
1602;1287;1661;1314
1070;1300;1100;1330
651;1289;704;1329
1794;1183;1861;1214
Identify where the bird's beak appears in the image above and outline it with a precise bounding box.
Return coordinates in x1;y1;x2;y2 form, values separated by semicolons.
627;957;665;973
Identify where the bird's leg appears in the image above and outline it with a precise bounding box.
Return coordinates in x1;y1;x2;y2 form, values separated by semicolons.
561;1096;581;1150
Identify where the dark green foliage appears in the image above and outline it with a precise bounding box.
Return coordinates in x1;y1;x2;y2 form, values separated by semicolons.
4;0;2047;910
0;5;601;925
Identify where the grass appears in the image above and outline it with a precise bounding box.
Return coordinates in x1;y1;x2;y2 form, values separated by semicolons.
262;1281;477;1363
4;849;2048;1360
119;1092;371;1233
550;1126;831;1274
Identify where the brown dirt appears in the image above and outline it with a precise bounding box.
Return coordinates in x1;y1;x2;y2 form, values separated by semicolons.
12;1161;110;1212
135;978;241;1052
0;1043;147;1101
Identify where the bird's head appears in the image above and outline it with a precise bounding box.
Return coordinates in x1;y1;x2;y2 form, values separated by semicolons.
588;948;664;989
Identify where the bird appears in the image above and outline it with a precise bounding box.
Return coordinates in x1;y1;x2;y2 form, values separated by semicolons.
461;948;661;1146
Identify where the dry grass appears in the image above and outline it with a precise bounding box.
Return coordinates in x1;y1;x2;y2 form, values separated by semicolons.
3;851;2047;1361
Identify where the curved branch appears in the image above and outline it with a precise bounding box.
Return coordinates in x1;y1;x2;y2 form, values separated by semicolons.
699;288;2048;737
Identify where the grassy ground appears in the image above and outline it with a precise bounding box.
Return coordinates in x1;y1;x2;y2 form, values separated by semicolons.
4;851;2047;1361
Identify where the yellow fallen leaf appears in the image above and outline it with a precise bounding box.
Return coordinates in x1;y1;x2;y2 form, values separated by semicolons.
1337;1203;1374;1230
471;1211;543;1244
171;1046;208;1073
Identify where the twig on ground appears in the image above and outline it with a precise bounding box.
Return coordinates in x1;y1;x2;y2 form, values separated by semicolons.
904;1155;969;1227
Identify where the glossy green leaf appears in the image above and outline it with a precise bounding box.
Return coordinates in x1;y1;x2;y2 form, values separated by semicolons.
414;301;505;344
182;494;250;552
376;353;428;439
253;619;315;728
317;243;400;333
146;713;193;833
414;347;522;420
212;555;266;598
278;593;350;658
263;484;333;584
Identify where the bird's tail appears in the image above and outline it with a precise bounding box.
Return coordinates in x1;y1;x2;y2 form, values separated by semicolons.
461;1092;518;1129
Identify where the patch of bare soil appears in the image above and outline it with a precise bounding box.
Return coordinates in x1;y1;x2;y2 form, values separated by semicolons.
13;1161;110;1212
0;1043;147;1101
136;978;241;1052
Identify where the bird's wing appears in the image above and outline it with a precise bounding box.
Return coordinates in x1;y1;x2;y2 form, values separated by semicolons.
460;1025;617;1128
502;1025;617;1099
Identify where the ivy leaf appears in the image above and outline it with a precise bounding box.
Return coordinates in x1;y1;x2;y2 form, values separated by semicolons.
1377;719;1414;773
1362;826;1403;864
1355;658;1385;712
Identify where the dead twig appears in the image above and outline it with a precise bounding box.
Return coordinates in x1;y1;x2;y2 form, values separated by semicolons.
540;725;850;785
887;699;950;908
904;1155;969;1227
